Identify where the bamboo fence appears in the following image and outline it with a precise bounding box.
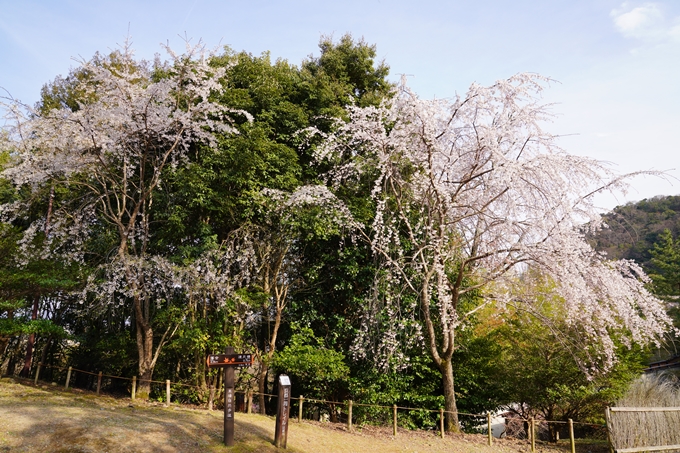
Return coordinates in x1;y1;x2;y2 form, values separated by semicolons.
607;406;680;453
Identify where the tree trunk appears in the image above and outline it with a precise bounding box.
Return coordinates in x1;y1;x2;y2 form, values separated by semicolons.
258;361;268;415
136;320;154;399
548;423;559;443
20;333;35;378
0;336;9;359
420;279;460;432
20;297;39;377
440;358;460;432
39;335;52;379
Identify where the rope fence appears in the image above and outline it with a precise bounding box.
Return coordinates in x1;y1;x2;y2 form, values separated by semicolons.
27;361;606;452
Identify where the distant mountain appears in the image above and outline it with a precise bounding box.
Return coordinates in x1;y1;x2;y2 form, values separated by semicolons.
588;195;680;270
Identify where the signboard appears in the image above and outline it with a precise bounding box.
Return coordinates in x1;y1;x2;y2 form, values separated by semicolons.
275;374;292;449
207;353;252;368
207;347;252;446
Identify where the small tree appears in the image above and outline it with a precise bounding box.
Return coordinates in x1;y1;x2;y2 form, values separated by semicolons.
273;326;349;421
244;185;354;413
649;229;680;302
495;271;647;442
317;74;672;430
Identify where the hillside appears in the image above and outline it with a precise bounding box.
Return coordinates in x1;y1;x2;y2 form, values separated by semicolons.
589;195;680;268
0;377;607;453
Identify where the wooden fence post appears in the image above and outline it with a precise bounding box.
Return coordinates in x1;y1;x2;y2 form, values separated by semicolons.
65;366;72;390
569;418;575;453
488;412;493;446
96;371;102;395
440;408;444;439
298;395;304;422
347;400;353;431
393;404;397;436
527;418;532;444
34;363;41;385
530;417;535;452
247;390;252;414
208;385;215;411
166;380;171;406
131;376;136;400
605;407;615;453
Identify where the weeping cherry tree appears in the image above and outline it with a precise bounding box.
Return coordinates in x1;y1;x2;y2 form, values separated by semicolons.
317;74;673;431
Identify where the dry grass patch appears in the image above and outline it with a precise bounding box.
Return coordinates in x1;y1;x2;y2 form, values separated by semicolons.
0;378;606;453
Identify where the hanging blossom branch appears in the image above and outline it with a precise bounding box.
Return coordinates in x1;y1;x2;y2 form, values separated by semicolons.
316;72;673;428
262;184;361;231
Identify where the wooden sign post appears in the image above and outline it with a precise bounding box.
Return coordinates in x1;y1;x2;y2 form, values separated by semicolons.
206;347;252;447
275;374;292;449
224;355;234;447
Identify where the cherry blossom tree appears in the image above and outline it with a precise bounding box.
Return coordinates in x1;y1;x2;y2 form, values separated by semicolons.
1;42;244;397
317;74;673;431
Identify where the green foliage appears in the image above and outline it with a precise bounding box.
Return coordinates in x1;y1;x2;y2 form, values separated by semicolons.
648;229;680;302
591;197;680;347
152;50;304;257
301;34;392;113
493;277;647;428
349;356;444;429
273;326;349;402
452;324;506;417
0;317;68;337
67;318;138;393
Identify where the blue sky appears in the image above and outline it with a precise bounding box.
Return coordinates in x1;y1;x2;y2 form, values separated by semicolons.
1;0;678;209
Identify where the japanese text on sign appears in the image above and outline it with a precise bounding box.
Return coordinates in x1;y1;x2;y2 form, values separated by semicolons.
207;353;252;368
226;388;234;419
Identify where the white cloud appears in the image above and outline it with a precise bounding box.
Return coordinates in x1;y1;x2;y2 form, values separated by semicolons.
611;2;680;43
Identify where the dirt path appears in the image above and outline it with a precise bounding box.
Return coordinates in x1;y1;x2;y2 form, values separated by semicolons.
0;378;606;453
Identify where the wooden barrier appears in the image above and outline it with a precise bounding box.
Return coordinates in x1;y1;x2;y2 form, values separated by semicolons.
65;367;72;390
347;400;353;431
488;413;492;446
17;361;610;452
298;395;304;422
439;408;444;438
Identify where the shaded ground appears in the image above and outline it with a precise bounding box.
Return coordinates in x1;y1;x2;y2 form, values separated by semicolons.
0;378;608;453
